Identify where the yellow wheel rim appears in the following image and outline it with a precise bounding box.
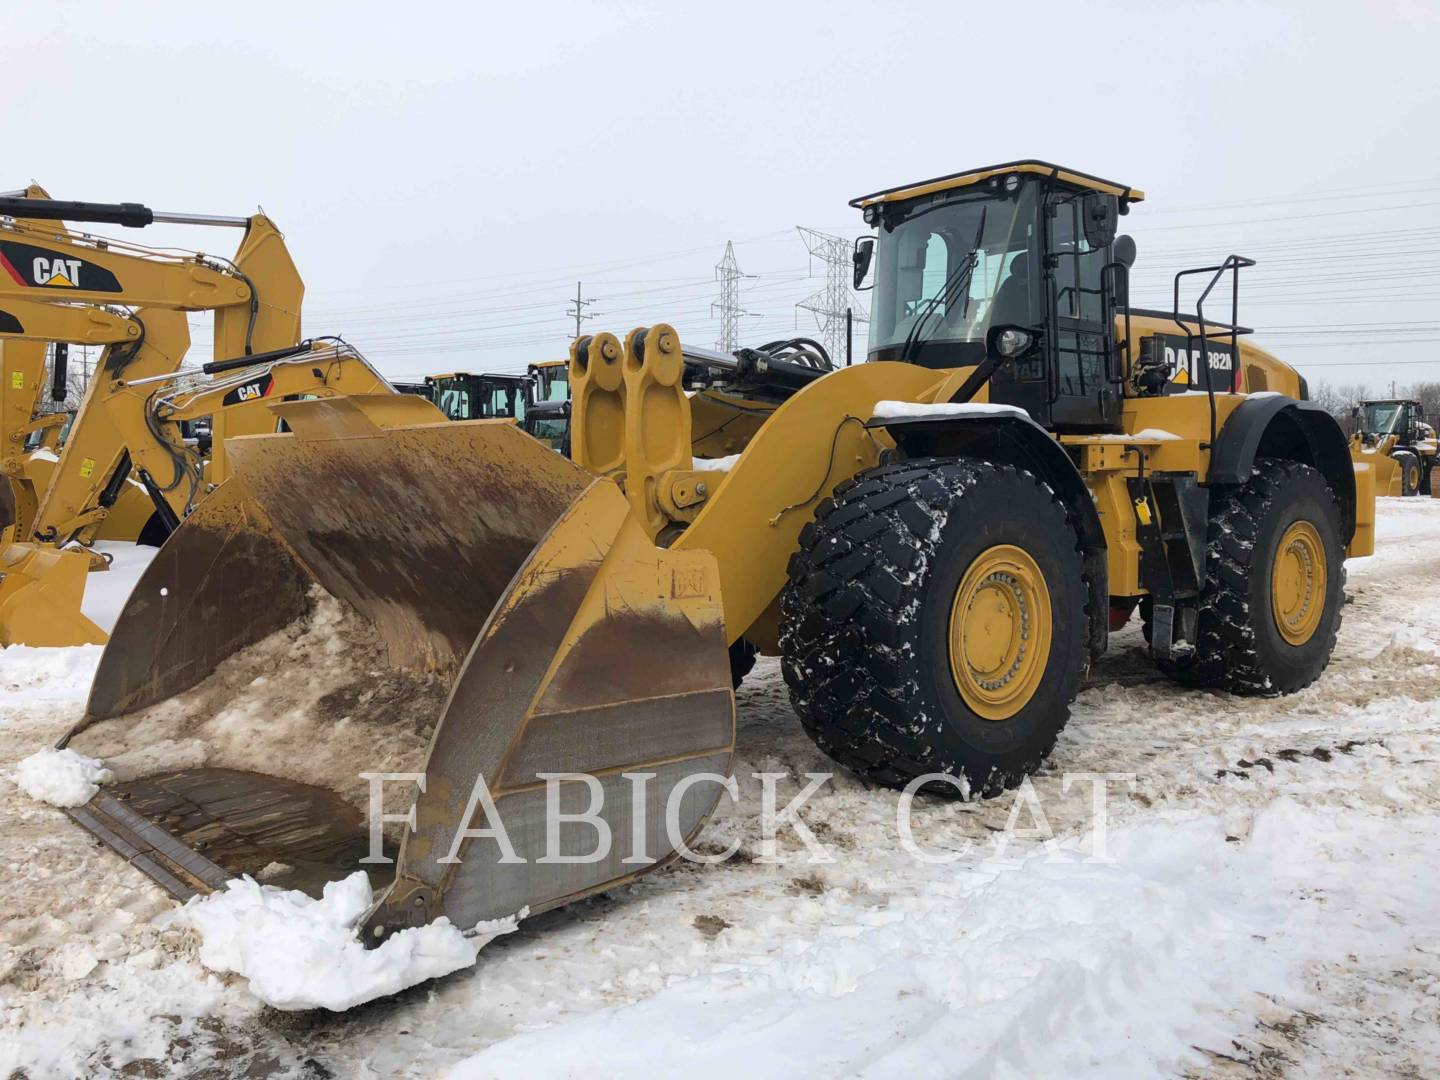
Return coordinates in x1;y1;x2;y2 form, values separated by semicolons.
1271;520;1326;646
947;544;1051;720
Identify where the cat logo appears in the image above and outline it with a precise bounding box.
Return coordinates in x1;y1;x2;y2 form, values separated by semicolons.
0;241;122;292
220;372;275;407
31;256;82;288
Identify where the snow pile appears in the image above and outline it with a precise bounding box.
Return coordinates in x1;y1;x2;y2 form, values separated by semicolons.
10;747;112;807
872;400;1029;420
180;871;520;1012
1381;625;1440;656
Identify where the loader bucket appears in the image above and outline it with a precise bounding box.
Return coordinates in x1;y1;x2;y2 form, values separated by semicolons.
61;400;735;939
0;543;107;646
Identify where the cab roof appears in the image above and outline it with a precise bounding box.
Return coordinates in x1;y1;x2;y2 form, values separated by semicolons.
424;371;529;384
850;160;1144;210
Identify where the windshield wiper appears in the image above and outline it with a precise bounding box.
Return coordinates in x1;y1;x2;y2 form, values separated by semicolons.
899;207;988;364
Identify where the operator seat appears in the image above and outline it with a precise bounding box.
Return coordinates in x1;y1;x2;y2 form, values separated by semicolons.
989;253;1031;326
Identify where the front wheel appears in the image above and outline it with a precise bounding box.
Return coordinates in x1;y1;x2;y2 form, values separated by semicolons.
780;458;1088;797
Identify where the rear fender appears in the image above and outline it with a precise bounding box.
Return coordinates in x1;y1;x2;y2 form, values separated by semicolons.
1211;397;1358;543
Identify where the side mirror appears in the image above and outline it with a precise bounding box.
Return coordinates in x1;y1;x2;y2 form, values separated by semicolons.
1083;193;1119;249
986;324;1041;362
1113;233;1137;268
853;236;875;290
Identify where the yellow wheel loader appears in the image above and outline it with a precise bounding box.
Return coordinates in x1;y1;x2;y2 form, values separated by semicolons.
1349;398;1436;496
59;162;1372;954
421;364;571;449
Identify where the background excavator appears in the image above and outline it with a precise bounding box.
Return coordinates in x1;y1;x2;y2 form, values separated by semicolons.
0;193;308;644
1349;397;1437;496
58;162;1373;965
1;296;150;548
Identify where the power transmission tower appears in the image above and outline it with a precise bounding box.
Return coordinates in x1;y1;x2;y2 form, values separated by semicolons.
712;241;748;353
796;227;868;363
566;281;596;340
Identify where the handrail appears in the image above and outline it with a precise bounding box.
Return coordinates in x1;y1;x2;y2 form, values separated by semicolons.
1173;255;1256;464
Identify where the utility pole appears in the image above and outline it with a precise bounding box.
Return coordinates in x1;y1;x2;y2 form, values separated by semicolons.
712;241;748;353
566;281;595;340
796;227;868;364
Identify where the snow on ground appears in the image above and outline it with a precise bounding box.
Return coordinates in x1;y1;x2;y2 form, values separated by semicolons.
2;509;1440;1077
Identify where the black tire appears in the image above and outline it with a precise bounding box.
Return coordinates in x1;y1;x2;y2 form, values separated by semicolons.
728;639;758;690
1395;451;1421;496
1156;459;1344;695
780;458;1088;798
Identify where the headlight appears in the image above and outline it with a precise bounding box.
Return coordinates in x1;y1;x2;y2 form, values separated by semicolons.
996;328;1033;357
1004;173;1021;193
863;204;882;226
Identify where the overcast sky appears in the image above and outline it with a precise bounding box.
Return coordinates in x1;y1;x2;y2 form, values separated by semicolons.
6;0;1439;392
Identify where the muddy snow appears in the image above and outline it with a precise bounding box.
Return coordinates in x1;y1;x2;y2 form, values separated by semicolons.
2;506;1440;1077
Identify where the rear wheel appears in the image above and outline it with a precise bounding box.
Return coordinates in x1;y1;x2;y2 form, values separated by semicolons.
1155;459;1344;694
1395;451;1422;496
780;458;1088;798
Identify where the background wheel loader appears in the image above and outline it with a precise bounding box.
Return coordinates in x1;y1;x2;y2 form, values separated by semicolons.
1349;398;1437;496
420;363;572;449
59;161;1372;960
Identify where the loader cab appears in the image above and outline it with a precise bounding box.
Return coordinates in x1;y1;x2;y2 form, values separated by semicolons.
1356;399;1424;443
525;360;571;446
853;161;1141;432
423;372;531;423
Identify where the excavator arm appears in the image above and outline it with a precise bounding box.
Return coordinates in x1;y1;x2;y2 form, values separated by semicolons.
0;302;142;545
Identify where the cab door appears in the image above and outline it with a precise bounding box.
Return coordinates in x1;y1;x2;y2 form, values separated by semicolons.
1043;194;1121;432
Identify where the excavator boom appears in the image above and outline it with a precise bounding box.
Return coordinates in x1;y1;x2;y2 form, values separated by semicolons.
0;196;305;647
